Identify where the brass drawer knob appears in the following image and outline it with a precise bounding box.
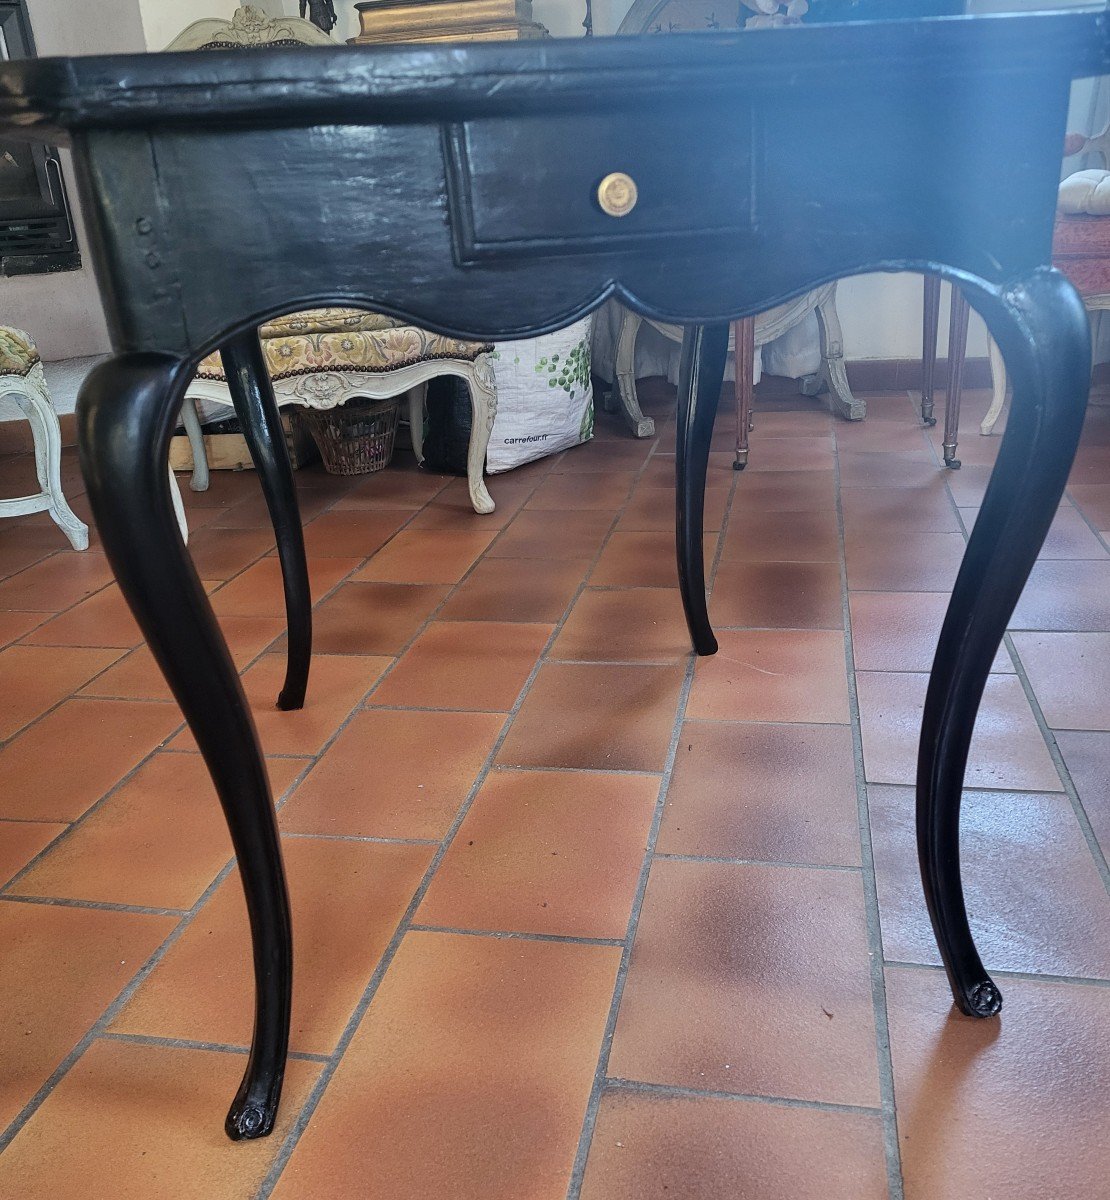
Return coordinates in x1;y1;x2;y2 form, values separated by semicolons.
597;172;638;218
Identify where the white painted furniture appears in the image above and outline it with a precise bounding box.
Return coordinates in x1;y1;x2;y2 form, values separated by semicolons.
0;326;88;550
608;282;861;439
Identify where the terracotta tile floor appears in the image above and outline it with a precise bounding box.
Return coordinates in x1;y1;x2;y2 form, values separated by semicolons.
0;379;1108;1198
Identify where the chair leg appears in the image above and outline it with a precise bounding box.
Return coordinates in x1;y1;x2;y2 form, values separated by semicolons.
922;274;941;425
980;336;1008;436
407;383;427;463
733;316;755;471
676;323;729;657
464;356;497;515
220;332;311;711
812;288;866;421
613;308;655;438
20;365;89;551
918;268;1090;1018
181;397;210;493
943;287;970;469
77;351;292;1139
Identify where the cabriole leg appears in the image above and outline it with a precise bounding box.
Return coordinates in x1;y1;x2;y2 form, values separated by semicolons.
77;352;293;1139
922;274;941;425
943;288;970;468
464;355;497;515
733;316;755;471
181;398;210;492
220;332;310;711
917;268;1091;1017
676;323;729;656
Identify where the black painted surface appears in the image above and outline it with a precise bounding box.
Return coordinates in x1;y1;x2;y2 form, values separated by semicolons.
0;8;1104;1137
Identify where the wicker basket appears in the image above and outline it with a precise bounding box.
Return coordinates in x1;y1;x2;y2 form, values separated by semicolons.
297;396;400;475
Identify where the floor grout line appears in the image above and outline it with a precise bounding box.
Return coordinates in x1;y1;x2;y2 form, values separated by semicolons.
832;395;908;1200
565;401;741;1200
603;1076;885;1116
256;427;661;1199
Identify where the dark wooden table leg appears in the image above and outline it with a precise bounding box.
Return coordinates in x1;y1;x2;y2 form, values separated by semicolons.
76;352;293;1139
917;268;1090;1018
220;332;311;711
733;316;755;471
943;286;970;469
676;322;729;656
921;274;941;426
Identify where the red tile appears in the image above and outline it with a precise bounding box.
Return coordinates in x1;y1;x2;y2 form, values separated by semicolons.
488;509;614;558
0;551;114;612
849;591;1012;673
687;629;850;724
0;644;124;741
579;1090;889;1200
869;784;1110;978
1009;560;1110;632
0;698;183;822
113;837;433;1055
844;530;966;592
0;1040;320;1200
856;672;1060;791
20;584;142;648
372;621;551;711
15;754;305;909
0;902;176;1130
79;614;285;701
269;932;620;1200
441;556;589;622
1055;729;1110;862
300;509;410;558
887;968;1110;1200
353;528;497;584
0;609;44;648
280;708;505;839
172;654;389;757
961;504;1108;560
711;560;844;630
1010;632;1110;730
417;768;657;938
498;662;684;772
210;555;359;618
526;471;637;511
608;858;880;1106
658;721;860;866
0;819;67;887
551;588;692;662
719;508;840;562
310;581;449;655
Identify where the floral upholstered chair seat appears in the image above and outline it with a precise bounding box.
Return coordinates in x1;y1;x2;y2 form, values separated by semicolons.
0;325;40;377
196;309;492;384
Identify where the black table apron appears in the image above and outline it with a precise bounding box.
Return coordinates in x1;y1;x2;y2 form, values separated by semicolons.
0;8;1105;1139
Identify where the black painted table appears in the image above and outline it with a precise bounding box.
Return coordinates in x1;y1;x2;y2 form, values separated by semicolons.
0;8;1105;1139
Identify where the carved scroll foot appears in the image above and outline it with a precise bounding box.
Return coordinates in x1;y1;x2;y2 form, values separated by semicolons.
676;323;729;656
917;268;1091;1018
78;352;293;1136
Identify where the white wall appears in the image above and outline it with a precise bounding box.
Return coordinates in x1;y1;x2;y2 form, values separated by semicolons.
138;0;241;49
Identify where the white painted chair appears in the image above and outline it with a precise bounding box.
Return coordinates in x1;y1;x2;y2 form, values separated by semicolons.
0;326;88;550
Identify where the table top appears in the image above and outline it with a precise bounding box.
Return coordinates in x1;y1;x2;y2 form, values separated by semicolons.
0;8;1106;144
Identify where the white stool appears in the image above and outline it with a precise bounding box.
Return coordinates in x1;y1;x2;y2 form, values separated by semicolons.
0;326;88;551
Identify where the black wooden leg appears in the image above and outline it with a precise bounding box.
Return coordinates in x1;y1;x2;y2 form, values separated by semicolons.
921;275;941;425
77;353;293;1139
917;268;1090;1017
676;323;729;657
220;333;310;711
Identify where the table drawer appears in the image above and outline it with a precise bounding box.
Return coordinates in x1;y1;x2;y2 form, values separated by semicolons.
444;106;760;263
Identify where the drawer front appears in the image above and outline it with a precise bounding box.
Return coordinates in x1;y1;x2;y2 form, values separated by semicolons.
444;106;760;263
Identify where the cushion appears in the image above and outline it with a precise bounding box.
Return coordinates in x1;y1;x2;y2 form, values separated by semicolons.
0;325;40;377
258;307;404;338
197;324;493;383
1058;170;1110;217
